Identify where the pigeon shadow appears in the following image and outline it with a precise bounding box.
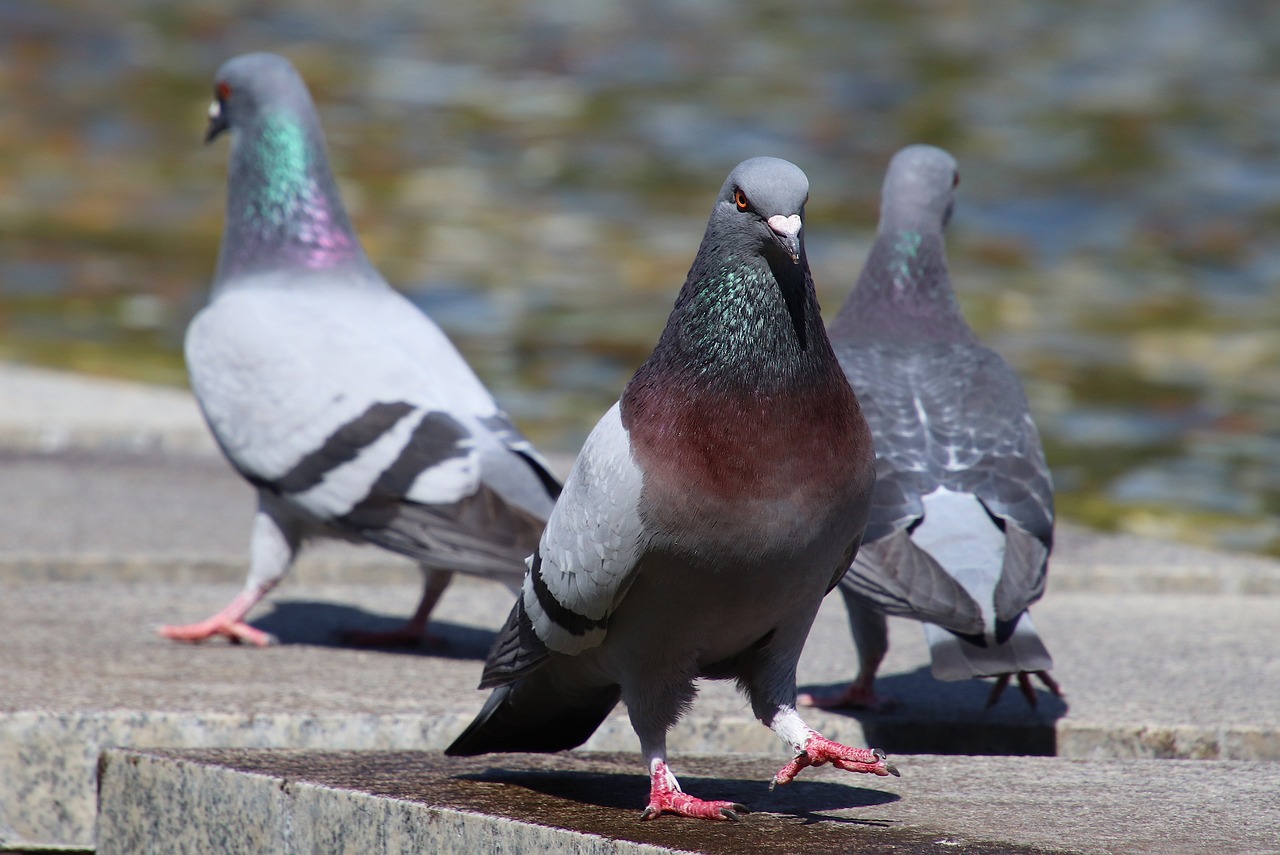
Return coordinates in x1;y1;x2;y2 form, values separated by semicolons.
458;767;899;826
249;600;496;661
800;665;1069;757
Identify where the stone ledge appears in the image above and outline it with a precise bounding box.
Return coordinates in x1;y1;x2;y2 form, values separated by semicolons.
97;748;1280;855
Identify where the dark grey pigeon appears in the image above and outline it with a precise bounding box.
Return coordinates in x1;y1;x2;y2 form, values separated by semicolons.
159;53;560;648
447;157;897;821
804;145;1060;711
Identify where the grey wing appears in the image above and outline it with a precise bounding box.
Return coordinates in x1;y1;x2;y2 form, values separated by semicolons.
480;402;648;688
187;289;557;578
838;342;1054;625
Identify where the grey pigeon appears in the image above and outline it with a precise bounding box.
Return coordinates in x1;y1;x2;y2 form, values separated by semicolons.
446;157;897;821
803;145;1060;710
159;53;559;647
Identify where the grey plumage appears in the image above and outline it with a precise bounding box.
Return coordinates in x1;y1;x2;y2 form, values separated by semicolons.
817;144;1059;710
449;157;897;821
159;53;558;648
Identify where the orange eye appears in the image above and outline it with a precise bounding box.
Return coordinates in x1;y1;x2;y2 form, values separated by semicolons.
952;171;961;189
733;189;749;210
216;81;232;101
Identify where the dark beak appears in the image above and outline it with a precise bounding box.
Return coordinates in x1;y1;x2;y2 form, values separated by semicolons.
205;102;229;143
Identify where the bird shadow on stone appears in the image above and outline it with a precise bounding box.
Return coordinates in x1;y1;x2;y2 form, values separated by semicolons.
457;767;899;827
799;666;1068;757
249;599;495;660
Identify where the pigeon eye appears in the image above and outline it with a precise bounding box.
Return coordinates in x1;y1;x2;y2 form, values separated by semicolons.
216;81;232;101
952;171;960;189
733;189;749;211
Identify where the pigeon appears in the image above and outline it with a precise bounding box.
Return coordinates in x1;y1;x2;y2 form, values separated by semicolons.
802;145;1060;711
446;157;897;821
158;53;560;648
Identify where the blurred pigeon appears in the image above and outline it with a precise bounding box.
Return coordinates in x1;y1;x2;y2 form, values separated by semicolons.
447;157;897;821
803;145;1060;710
159;53;559;648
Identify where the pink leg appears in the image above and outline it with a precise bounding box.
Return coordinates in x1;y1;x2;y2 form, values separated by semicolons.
640;760;747;822
771;734;900;789
798;674;899;712
986;669;1064;709
341;568;453;648
157;589;274;647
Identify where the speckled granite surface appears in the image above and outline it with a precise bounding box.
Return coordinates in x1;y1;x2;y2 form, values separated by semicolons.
97;749;1280;855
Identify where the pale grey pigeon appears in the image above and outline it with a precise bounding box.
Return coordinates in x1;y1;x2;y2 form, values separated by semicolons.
803;145;1060;710
159;53;560;647
447;157;898;821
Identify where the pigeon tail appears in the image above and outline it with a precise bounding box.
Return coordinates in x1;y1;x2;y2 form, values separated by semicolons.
923;611;1052;681
445;672;621;756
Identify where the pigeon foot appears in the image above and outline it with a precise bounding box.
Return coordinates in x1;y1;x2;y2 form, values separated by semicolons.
771;735;899;789
640;761;747;822
157;618;274;647
157;591;273;646
798;682;900;712
340;624;447;649
985;670;1063;709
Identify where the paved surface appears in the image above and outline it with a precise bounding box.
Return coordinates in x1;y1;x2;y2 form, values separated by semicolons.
98;749;1280;855
2;363;1279;852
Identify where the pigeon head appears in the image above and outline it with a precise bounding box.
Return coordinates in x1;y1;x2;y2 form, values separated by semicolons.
879;144;959;234
206;53;315;144
713;157;810;264
206;53;366;283
829;144;975;345
627;156;845;407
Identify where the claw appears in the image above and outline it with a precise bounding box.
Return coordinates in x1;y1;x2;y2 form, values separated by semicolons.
985;673;1011;709
642;760;747;821
1034;670;1063;697
1017;672;1038;708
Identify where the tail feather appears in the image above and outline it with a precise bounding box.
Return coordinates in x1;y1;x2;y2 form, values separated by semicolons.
446;672;621;757
923;611;1052;681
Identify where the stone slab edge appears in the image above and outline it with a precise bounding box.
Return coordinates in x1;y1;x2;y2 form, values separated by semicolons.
4;707;1277;851
96;749;689;855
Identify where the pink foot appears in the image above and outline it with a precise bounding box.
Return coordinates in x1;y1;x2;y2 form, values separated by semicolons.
798;682;899;712
986;670;1063;709
157;591;273;647
771;734;899;789
340;623;447;649
158;618;274;647
640;761;747;822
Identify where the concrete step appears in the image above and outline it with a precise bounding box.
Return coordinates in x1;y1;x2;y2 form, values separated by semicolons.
3;573;1278;850
96;748;1280;855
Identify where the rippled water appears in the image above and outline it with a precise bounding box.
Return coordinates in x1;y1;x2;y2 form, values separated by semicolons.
3;1;1280;554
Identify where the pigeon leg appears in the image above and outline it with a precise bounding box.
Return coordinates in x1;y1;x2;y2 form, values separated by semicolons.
986;669;1064;709
767;707;899;788
157;499;298;647
157;588;274;646
639;758;747;822
341;567;453;648
799;589;898;710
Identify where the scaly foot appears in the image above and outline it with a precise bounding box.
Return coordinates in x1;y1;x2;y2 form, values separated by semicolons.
986;670;1063;709
639;760;747;822
340;623;447;649
157;591;273;646
158;617;274;647
798;682;900;712
771;734;899;789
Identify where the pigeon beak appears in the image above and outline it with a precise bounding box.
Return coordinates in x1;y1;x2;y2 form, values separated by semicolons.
205;100;229;143
767;214;803;263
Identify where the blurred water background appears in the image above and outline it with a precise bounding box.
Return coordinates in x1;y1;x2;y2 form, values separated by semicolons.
2;1;1280;555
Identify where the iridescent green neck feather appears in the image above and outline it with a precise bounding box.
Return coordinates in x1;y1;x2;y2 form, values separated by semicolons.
215;109;366;284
